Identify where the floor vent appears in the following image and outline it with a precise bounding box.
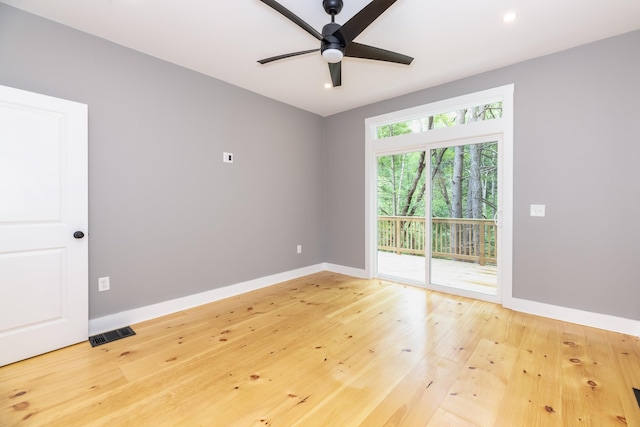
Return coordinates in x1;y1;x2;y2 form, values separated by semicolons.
634;388;640;409
89;326;136;347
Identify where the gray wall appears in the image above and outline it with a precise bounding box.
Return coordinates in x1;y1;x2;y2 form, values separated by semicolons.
0;4;325;318
2;3;638;322
324;30;640;320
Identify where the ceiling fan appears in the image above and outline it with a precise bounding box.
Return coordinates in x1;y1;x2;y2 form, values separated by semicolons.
258;0;414;87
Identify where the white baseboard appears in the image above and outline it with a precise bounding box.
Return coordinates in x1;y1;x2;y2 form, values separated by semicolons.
331;262;638;336
89;263;325;335
323;263;367;278
90;263;639;338
364;262;638;336
504;296;640;337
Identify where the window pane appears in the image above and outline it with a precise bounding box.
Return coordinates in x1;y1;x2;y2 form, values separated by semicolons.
375;101;503;139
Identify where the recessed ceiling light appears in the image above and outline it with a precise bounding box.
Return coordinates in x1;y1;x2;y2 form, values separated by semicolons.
324;83;332;89
503;11;517;23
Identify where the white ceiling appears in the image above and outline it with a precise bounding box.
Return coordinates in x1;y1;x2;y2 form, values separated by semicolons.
2;0;640;116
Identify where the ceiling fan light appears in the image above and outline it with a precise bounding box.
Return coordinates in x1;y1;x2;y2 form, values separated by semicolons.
322;48;343;63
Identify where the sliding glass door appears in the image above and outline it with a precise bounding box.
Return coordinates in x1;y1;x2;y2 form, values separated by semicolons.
376;150;427;286
429;139;499;297
366;84;513;304
374;138;500;299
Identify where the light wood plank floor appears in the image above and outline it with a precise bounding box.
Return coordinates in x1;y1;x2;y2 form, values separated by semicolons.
1;272;639;426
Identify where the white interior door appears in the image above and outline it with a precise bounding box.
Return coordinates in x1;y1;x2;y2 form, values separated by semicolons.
0;85;88;367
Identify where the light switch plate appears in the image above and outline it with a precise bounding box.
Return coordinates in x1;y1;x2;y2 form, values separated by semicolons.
223;152;233;163
530;204;546;217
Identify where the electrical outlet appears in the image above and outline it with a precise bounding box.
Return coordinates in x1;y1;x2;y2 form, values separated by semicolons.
297;245;302;254
223;152;233;163
98;276;110;292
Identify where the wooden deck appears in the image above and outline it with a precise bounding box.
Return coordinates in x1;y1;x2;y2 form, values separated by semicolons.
377;252;497;295
1;271;638;426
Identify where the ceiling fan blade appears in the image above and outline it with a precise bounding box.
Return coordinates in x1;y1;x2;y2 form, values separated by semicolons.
345;42;413;65
258;49;319;64
260;0;322;41
335;0;397;45
329;62;341;87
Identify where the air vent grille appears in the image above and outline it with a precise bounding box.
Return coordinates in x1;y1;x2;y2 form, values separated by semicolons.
89;326;136;347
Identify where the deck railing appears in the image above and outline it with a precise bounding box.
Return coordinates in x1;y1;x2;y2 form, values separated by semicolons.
378;216;497;265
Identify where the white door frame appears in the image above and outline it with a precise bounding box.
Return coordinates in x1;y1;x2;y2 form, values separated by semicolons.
364;85;514;304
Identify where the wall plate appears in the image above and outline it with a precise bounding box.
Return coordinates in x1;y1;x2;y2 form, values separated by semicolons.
530;204;545;217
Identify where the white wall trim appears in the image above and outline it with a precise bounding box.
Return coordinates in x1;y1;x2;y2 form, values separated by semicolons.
323;262;368;279
89;263;325;335
505;297;640;337
327;263;638;337
90;263;638;338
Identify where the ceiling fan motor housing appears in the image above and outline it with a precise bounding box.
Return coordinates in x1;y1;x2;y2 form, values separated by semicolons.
321;22;344;62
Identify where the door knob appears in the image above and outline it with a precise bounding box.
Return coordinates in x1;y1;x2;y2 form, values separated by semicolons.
73;231;85;239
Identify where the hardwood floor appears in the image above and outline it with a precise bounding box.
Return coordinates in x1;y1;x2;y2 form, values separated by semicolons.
1;272;639;426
